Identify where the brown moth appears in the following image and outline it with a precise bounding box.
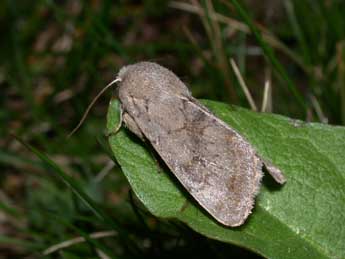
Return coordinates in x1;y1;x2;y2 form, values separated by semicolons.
113;61;286;227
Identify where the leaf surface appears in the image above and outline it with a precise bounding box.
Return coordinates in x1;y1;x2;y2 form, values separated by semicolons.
107;99;345;259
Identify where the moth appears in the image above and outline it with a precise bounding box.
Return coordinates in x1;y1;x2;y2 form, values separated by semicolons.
111;62;286;227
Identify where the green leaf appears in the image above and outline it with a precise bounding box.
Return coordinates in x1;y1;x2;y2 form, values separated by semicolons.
107;98;345;259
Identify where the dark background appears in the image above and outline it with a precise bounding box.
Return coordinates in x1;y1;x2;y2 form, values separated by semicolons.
1;0;345;258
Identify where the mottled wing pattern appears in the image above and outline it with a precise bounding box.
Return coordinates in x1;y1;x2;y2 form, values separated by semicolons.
125;91;263;226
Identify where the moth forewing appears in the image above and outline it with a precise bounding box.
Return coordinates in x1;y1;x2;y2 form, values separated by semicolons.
116;62;285;227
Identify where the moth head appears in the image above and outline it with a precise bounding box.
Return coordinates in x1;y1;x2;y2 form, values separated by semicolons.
117;65;131;82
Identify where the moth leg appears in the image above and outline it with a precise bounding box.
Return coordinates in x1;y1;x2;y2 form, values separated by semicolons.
262;158;286;184
123;112;145;140
106;105;123;137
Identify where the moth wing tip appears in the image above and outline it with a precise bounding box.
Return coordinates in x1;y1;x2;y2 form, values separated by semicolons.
218;215;248;227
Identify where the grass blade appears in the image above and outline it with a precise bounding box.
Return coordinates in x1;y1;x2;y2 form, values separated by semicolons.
13;136;126;235
229;0;307;110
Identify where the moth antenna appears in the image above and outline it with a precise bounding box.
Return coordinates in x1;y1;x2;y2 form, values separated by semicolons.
68;77;122;138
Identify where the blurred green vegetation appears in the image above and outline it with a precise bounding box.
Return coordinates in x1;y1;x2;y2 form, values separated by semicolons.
1;0;344;258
